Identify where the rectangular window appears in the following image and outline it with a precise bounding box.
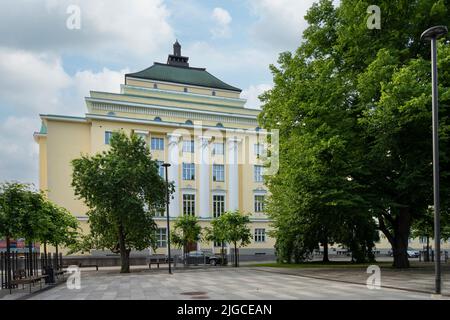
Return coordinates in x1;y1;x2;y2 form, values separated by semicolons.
183;140;195;153
183;194;195;216
213;195;225;218
155;228;167;248
105;131;113;145
212;164;225;182
212;142;224;155
182;163;196;180
157;161;165;178
254;229;266;243
254;143;265;157
254;195;265;213
254;165;264;182
151;137;164;150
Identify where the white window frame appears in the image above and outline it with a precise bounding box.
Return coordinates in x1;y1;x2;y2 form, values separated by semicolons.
254;165;264;182
182;140;195;153
151;137;164;150
183;193;196;216
212;164;225;182
182;163;196;180
254;194;265;213
155;228;167;248
254;228;266;243
212;194;225;218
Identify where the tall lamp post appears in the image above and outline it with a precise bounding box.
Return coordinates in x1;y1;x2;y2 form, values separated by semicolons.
162;163;172;274
420;25;448;295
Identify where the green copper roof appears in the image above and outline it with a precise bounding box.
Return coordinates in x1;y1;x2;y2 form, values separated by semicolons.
39;122;47;134
126;63;242;92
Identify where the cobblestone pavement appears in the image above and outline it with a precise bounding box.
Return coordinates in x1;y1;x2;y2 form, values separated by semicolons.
23;267;446;300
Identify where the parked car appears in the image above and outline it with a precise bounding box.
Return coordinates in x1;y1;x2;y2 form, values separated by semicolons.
407;248;420;258
186;251;227;266
387;249;420;258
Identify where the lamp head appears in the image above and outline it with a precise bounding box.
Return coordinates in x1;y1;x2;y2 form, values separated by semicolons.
421;26;448;41
162;163;171;168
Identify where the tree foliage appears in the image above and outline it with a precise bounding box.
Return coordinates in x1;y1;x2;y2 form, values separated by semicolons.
259;0;450;267
71;131;170;273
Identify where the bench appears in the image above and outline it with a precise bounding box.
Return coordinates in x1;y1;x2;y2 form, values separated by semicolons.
78;263;99;271
148;256;167;269
10;269;48;293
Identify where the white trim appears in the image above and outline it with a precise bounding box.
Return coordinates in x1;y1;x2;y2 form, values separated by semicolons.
86;113;264;135
121;84;247;104
125;76;242;95
40;114;88;123
85;97;258;120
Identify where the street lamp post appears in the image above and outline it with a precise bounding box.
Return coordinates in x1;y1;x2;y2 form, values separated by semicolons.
421;25;448;295
162;163;172;274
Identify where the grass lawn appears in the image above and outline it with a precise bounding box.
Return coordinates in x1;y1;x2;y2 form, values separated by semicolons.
248;261;394;269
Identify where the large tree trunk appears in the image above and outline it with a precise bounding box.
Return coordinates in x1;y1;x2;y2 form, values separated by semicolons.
391;207;411;268
379;207;411;268
322;239;329;263
118;224;130;273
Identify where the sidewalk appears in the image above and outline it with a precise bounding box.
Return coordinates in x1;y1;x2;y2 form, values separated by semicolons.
253;262;450;295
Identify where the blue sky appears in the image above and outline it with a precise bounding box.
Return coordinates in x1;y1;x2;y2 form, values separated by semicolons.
0;0;317;185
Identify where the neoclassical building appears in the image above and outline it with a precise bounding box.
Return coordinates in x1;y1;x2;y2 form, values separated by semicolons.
34;41;275;256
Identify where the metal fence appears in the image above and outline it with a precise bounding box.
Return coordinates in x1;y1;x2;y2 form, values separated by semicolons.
0;251;64;291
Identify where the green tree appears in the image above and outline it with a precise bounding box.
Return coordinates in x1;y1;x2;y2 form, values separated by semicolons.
259;0;450;268
204;217;228;265
411;207;450;261
0;182;32;285
219;211;251;267
71;131;169;273
172;215;202;262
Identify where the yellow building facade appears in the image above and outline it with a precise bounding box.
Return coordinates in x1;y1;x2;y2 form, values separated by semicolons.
34;42;275;257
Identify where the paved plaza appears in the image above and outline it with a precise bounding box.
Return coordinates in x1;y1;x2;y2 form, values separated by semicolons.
14;267;446;300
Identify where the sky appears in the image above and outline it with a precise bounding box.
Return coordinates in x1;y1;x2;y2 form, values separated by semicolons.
0;0;318;186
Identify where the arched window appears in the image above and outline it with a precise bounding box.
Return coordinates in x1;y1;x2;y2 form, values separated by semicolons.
153;83;158;89
212;91;216;96
185;120;193;125
154;117;162;122
184;87;188;93
255;126;261;132
216;123;224;128
107;111;116;116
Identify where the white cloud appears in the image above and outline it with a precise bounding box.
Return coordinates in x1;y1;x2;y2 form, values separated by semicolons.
0;49;130;185
0;0;174;63
0;48;72;115
241;84;272;109
210;7;232;38
74;67;129;98
248;0;316;50
0;116;39;185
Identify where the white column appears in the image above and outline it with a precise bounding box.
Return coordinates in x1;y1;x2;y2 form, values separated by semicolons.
227;137;240;211
198;136;211;218
167;133;181;217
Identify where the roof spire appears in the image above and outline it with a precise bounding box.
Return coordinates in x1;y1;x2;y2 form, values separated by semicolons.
167;40;189;67
173;40;181;56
